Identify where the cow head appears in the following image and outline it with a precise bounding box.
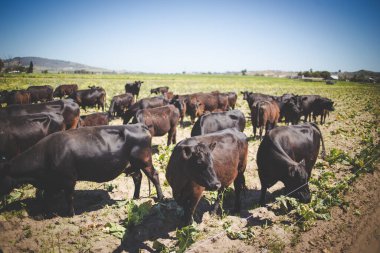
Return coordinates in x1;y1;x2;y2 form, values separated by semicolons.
321;98;335;111
182;143;221;190
287;160;311;203
241;91;250;101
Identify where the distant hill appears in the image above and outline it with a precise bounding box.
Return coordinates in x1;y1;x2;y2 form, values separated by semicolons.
3;57;110;73
338;70;380;83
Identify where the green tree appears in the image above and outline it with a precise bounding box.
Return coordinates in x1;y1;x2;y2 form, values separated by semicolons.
241;69;247;76
27;61;33;73
0;59;4;72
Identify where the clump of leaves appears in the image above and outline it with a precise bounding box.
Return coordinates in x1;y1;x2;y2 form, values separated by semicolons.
153;144;175;171
0;189;24;209
104;183;117;192
105;200;152;239
223;221;255;241
324;148;351;165
176;225;199;253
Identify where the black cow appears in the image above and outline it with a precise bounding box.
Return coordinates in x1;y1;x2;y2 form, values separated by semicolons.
132;105;180;146
256;123;326;206
191;110;245;136
150;86;169;95
166;128;248;225
70;87;106;111
0;124;163;216
109;93;135;117
53;84;78;99
298;95;321;122
312;97;335;124
0;113;65;160
122;97;169;124
125;81;143;99
0;99;80;129
241;91;275;107
27;85;54;103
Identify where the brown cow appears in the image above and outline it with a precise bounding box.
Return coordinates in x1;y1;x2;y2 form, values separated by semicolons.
172;95;188;127
78;112;110;127
27;85;54;103
3;90;31;105
132;105;180;146
151;86;169;95
163;91;174;100
251;100;280;140
166;128;248;225
53;84;78;99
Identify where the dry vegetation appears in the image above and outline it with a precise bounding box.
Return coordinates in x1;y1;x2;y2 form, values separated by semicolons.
0;73;379;252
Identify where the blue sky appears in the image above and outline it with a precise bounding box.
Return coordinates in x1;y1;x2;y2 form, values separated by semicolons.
1;0;379;72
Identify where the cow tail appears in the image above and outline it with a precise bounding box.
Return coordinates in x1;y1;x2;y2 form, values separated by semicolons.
148;179;151;197
256;102;260;127
241;174;247;196
310;122;326;159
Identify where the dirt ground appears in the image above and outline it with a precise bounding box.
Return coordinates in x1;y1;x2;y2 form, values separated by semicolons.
0;87;379;253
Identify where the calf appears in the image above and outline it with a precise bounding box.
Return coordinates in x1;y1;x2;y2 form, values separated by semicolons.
78;112;110;127
250;100;280;139
0;113;65;160
0;124;163;216
53;84;78;99
166;128;248;225
0;99;80;129
256;123;326;206
125;80;143;99
191;110;245;136
27;85;54;103
132;105;180;146
70;86;106;111
122;97;169;124
150;86;169;95
109;93;135;117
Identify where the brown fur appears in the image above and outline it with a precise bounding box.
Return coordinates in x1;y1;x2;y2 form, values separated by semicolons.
251;100;280;139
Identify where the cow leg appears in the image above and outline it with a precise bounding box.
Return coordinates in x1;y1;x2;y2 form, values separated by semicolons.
131;158;163;200
233;173;245;212
210;188;224;215
131;170;142;199
64;183;76;217
183;186;203;226
172;128;177;145
167;130;173;146
259;186;267;207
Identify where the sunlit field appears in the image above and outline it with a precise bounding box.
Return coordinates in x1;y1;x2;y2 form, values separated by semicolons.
0;73;379;252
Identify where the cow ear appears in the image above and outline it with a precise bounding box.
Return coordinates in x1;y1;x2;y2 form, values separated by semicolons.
209;142;217;152
182;146;193;160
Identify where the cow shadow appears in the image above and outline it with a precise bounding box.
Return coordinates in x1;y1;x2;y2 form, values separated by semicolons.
0;189;116;220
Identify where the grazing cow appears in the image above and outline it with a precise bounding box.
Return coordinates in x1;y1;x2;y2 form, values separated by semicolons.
70;86;106;111
166;128;248;225
53;84;78;99
311;97;335;124
77;112;110;127
132;105;180;146
122;97;169;124
109;93;135;117
183;93;205;124
27;85;54;103
250;100;280;139
125;81;143;99
1;90;31;105
0;113;65;160
150;86;169;95
256;123;326;206
0;99;80;129
0;124;163;216
191;110;245;136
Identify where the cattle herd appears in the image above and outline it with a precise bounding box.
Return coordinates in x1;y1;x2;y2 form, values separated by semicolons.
0;81;335;226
